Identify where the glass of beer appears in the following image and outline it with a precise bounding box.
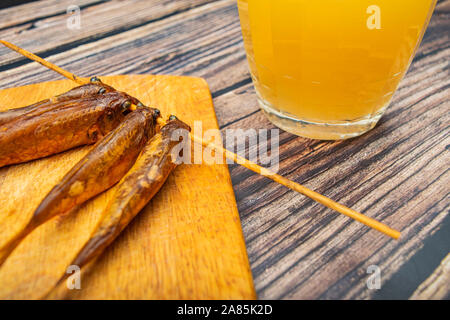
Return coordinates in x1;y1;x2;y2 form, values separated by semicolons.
237;0;437;140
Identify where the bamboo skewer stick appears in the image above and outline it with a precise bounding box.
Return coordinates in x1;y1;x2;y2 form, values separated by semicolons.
0;40;401;239
191;134;400;239
159;118;401;240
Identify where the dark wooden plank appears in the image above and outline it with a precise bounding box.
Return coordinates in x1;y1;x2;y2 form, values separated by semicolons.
0;0;448;300
0;0;217;67
410;254;450;300
371;215;450;299
0;0;249;97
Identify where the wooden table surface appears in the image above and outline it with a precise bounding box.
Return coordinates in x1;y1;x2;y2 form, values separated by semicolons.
0;0;448;300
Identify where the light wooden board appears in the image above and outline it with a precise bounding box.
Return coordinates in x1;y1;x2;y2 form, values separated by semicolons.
0;74;256;300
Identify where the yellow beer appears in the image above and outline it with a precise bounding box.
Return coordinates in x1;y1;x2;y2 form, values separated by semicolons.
237;0;437;139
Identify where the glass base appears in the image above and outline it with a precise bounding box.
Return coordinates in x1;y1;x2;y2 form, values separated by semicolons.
258;98;387;140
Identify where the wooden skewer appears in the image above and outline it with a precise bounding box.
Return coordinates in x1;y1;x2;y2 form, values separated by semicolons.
191;134;400;239
1;40;401;239
0;40;86;85
158;118;400;239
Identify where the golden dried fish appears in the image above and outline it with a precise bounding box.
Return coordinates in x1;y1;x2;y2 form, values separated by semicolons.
50;117;190;292
0;107;160;266
0;91;135;168
0;78;116;125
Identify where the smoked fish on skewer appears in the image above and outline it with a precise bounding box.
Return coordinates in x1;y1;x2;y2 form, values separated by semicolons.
0;107;161;266
46;117;190;298
0;91;137;168
0;41;401;280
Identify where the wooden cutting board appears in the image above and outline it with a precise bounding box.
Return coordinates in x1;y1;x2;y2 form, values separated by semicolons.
0;75;256;300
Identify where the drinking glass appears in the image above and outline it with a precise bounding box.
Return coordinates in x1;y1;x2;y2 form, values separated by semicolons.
237;0;437;140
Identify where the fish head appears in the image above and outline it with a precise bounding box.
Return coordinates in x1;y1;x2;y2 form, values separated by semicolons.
129;107;161;139
97;92;135;134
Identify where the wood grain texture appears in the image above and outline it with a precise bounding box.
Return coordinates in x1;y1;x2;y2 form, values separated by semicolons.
0;0;216;67
0;0;448;299
0;75;255;300
0;0;248;95
0;0;105;30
